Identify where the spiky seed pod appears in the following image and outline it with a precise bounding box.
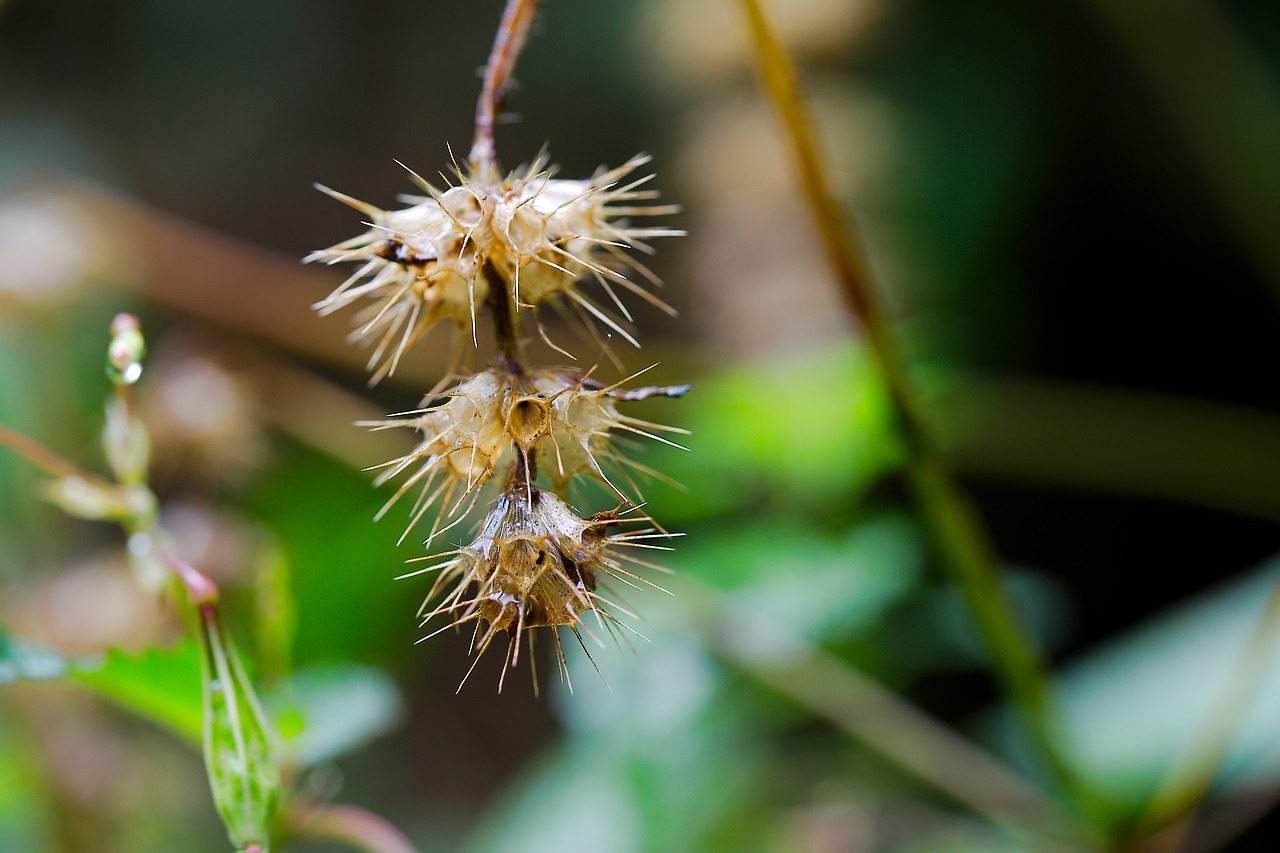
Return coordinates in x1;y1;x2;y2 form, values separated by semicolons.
529;369;691;500
367;365;690;541
306;184;490;381
406;483;666;690
365;369;509;541
306;154;681;377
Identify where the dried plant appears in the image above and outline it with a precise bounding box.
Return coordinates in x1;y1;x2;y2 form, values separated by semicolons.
308;0;688;690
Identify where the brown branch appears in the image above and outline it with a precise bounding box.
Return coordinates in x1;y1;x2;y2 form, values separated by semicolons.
470;0;540;172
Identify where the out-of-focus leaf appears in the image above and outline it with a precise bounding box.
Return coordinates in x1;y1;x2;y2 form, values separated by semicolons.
894;833;1036;853
0;628;69;683
675;514;924;643
990;553;1280;804
653;341;900;522
472;627;765;853
468;742;646;853
0;715;49;853
242;441;421;667
253;543;297;686
71;638;204;741
271;664;401;768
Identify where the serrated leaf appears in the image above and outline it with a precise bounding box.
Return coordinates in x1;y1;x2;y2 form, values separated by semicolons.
71;638;204;741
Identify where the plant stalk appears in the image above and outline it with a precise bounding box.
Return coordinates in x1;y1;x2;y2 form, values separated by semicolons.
470;0;540;173
0;422;96;480
736;0;1095;824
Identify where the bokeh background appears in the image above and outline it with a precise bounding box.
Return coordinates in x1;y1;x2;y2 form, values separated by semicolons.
2;0;1280;851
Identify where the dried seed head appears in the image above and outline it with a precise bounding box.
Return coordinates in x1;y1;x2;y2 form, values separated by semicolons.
368;366;690;542
365;369;509;541
407;485;669;690
529;370;627;498
306;154;680;377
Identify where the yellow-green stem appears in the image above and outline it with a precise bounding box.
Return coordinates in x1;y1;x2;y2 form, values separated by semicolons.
736;0;1097;825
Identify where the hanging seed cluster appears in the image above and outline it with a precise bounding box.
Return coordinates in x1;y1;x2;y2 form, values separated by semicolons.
309;146;687;689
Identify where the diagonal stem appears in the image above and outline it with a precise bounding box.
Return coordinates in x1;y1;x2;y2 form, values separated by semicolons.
736;0;1098;825
0;422;97;480
290;803;422;853
686;580;1091;848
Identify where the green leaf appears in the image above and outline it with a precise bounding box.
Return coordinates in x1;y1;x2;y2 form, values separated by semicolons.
653;341;901;523
674;514;924;643
71;638;204;742
252;543;297;686
989;553;1280;807
270;664;401;768
241;441;422;668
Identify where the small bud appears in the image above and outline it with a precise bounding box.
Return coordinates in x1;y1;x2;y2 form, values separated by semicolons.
43;475;128;521
199;605;280;852
106;312;146;386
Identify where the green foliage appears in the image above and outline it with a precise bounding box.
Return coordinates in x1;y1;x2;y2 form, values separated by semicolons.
272;663;402;768
71;639;204;741
243;441;421;668
1040;557;1280;807
655;341;900;523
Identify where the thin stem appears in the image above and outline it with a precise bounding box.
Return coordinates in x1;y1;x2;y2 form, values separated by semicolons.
470;0;540;173
290;803;422;853
485;262;523;370
737;0;1095;824
0;422;97;480
164;549;221;606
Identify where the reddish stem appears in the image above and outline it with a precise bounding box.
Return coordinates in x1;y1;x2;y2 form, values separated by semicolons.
0;422;96;480
469;0;540;172
290;803;421;853
170;554;220;606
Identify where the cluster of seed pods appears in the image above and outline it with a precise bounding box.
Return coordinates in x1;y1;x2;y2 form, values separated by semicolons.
309;148;687;689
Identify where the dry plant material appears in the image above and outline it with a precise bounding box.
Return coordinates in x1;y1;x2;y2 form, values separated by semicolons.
308;0;687;690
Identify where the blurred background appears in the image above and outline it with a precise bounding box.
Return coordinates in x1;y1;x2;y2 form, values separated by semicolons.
2;0;1280;851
